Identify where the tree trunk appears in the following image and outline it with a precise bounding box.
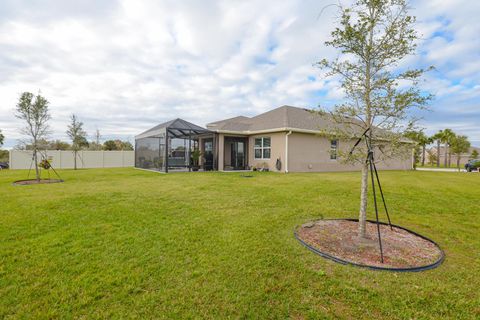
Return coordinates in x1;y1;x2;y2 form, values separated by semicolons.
33;148;40;182
421;145;426;166
436;140;440;167
358;162;368;238
448;149;452;167
74;150;77;170
444;144;448;167
358;4;374;240
412;147;417;170
457;156;460;171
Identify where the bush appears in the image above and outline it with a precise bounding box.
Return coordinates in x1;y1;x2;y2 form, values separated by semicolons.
0;150;8;163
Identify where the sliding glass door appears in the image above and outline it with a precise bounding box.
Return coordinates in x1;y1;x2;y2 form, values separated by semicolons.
230;140;246;170
224;137;247;170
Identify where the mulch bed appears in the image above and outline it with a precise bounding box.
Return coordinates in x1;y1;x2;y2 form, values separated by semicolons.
13;179;64;186
296;219;443;269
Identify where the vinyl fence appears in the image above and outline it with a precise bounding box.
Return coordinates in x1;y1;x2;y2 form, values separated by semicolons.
9;150;134;170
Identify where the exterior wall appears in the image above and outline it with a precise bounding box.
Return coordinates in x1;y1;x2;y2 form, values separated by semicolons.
248;132;286;172
9;150;134;170
286;132;411;172
218;134;225;171
224;140;232;165
214;131;412;172
199;137;206;166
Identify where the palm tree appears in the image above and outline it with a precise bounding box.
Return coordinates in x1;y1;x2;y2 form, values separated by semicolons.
441;129;455;167
432;131;443;167
405;130;431;167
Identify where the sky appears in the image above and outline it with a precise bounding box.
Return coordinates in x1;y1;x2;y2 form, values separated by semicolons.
0;0;479;148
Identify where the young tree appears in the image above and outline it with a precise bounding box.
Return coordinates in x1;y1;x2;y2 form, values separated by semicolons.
317;0;432;239
88;129;103;151
89;129;103;150
15;92;51;181
0;129;4;147
94;129;101;144
450;135;470;171
471;149;479;159
66;114;88;170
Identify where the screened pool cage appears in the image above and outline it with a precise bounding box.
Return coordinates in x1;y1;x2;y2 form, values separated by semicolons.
135;118;216;173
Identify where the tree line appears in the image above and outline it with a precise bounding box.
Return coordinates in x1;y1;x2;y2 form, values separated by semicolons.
16;137;133;152
406;129;477;169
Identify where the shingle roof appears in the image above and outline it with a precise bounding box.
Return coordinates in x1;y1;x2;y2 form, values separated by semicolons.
206;105;336;133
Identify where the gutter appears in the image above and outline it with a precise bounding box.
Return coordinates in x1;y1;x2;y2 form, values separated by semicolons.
210;127;322;135
209;128;416;144
285;131;292;173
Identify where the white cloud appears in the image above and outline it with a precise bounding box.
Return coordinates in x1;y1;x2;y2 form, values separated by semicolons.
0;0;479;148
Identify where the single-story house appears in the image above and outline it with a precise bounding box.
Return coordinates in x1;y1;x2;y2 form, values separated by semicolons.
427;146;480;166
135;105;413;173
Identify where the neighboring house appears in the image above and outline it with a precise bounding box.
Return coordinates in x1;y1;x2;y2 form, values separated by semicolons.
135;106;412;173
427;146;480;166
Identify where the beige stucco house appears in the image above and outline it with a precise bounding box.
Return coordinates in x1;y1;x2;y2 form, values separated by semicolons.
135;106;413;173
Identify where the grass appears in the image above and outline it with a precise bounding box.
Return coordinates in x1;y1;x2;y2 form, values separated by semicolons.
0;168;479;319
417;162;465;169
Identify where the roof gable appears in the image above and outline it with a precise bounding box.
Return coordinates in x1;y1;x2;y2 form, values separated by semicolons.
206;105;334;133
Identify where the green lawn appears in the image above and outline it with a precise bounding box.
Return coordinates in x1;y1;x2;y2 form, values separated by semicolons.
417;163;465;169
1;168;478;319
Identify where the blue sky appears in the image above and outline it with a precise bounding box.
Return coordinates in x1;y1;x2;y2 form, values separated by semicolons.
0;0;478;148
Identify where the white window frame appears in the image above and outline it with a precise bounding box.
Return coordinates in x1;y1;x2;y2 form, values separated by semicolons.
254;137;271;160
330;139;338;160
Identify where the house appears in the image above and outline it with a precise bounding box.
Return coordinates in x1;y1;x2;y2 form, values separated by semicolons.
134;106;412;173
427;146;480;166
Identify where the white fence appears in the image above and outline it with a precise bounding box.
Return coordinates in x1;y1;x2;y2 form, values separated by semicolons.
9;150;134;170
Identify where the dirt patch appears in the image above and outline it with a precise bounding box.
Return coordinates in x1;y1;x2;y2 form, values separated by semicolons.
296;219;443;269
13;179;64;186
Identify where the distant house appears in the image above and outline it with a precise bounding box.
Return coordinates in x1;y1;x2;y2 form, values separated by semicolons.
428;146;480;166
135;106;412;173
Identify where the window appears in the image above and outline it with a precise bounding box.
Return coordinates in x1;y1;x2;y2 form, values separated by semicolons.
254;137;271;159
330;140;338;160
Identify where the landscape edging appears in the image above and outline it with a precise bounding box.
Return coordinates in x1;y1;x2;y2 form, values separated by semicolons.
294;218;445;272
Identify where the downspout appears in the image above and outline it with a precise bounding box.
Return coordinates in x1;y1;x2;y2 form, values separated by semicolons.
285;131;292;173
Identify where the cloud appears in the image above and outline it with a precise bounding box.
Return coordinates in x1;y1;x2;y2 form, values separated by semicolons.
0;0;479;149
